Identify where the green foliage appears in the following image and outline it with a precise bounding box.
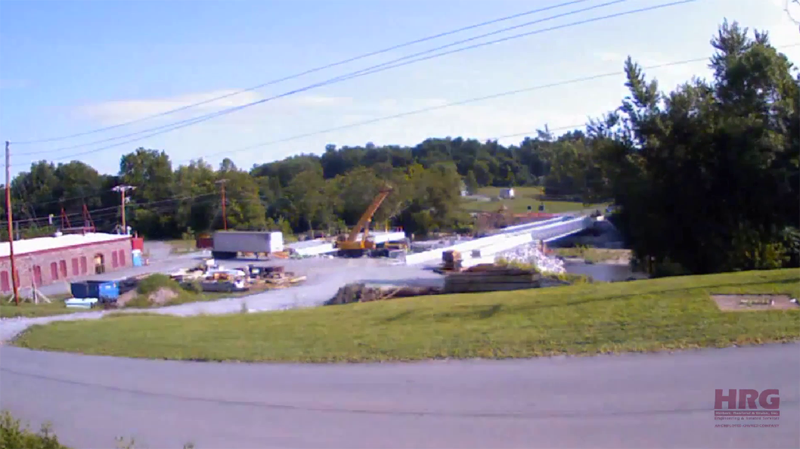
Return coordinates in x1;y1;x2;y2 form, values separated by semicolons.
136;274;180;295
586;21;799;274
181;281;203;294
5;20;796;275
464;170;479;195
0;410;194;449
14;269;800;362
0;411;68;449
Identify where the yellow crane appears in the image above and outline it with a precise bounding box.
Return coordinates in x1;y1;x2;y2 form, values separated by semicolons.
335;185;394;257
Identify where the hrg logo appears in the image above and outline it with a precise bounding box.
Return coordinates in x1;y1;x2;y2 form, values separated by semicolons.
714;389;780;418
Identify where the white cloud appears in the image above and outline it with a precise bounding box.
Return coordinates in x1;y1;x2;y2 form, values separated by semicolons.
78;90;352;125
594;51;625;63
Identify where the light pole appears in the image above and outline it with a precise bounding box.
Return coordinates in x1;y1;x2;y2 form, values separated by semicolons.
112;185;135;234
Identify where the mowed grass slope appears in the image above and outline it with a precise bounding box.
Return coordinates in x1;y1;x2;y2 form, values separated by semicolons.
14;269;800;362
0;295;75;318
462;186;608;214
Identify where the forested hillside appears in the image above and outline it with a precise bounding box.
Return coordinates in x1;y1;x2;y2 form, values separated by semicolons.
3;21;798;274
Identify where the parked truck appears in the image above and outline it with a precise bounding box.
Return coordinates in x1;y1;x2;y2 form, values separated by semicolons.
211;231;284;260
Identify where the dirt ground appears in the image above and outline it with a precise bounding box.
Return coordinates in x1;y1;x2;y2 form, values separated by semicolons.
711;294;798;311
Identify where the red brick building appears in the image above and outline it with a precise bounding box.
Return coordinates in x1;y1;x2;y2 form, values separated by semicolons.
0;233;132;293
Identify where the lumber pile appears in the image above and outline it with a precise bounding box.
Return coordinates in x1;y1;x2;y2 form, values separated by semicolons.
444;264;542;293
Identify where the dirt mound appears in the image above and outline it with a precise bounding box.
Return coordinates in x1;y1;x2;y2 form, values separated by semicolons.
116;290;138;307
149;288;179;305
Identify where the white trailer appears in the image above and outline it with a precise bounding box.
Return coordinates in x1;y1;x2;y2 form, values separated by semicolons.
211;231;284;259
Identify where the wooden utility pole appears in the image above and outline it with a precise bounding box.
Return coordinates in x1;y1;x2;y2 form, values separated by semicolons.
216;179;228;230
112;185;135;234
5;141;19;305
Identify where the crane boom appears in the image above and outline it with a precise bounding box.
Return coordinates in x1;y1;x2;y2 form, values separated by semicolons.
346;186;393;242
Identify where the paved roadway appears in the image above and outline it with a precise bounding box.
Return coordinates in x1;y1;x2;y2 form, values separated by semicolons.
1;343;797;448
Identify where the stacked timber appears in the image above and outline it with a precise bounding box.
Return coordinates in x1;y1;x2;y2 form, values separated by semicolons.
444;264;541;293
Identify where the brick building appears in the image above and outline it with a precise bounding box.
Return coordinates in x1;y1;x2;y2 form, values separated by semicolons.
0;232;132;293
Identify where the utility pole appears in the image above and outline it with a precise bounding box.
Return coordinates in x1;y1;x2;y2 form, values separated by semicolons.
112;185;135;234
216;179;228;230
5;141;19;305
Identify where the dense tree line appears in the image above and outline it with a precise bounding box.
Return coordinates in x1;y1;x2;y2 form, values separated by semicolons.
2;21;797;274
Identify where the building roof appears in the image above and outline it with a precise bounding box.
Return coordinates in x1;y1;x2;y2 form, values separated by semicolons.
0;232;130;258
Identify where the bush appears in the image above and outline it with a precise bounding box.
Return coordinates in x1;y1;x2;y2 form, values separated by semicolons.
0;410;195;449
0;411;68;449
495;258;540;273
552;273;594;284
181;281;203;294
136;274;181;295
652;260;689;278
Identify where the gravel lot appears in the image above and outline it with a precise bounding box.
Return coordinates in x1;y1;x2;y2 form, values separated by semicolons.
0;255;443;342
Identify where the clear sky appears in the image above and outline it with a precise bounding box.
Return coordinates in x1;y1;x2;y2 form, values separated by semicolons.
1;0;798;177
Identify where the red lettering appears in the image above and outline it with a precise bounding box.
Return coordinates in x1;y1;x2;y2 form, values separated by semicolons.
759;389;780;409
738;389;759;409
715;389;737;409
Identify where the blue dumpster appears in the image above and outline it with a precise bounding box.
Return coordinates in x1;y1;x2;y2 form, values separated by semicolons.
70;280;120;302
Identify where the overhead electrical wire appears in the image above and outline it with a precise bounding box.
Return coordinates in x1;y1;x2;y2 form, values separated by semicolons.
187;48;733;163
20;0;631;157
17;0;694;164
13;39;791;216
16;37;799;176
0;192;220;226
9;42;800;218
11;0;594;146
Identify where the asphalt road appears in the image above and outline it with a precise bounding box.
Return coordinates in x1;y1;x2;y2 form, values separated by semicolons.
1;343;797;449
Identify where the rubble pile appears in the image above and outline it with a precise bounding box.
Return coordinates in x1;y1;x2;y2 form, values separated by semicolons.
497;242;566;274
326;283;441;306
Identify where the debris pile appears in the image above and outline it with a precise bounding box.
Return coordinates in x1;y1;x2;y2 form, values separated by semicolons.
171;259;306;293
496;242;565;274
326;283;441;306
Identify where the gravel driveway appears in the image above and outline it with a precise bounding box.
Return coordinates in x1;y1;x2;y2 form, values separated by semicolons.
0;257;442;342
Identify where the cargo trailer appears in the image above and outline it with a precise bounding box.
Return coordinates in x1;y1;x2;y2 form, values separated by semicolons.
211;231;284;260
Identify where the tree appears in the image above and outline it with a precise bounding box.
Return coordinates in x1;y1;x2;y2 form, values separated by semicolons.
464;170;479;195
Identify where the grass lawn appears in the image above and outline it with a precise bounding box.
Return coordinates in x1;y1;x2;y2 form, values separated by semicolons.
165;239;197;254
13;269;800;362
463;186;609;214
0;294;75;318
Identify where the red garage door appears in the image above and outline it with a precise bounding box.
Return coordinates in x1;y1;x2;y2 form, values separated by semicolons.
33;266;43;287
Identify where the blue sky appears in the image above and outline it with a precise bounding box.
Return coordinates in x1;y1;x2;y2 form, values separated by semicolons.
1;0;798;177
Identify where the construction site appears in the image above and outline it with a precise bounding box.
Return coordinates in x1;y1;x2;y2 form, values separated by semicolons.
2;182;599;316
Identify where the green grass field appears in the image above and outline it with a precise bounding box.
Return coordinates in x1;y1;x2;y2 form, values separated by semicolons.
0;295;75;318
13;269;800;362
462;186;608;214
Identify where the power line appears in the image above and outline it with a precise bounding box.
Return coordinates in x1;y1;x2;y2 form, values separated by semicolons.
14;40;796;213
1;192;219;226
182;47;727;162
11;0;594;146
20;0;629;158
18;0;668;163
